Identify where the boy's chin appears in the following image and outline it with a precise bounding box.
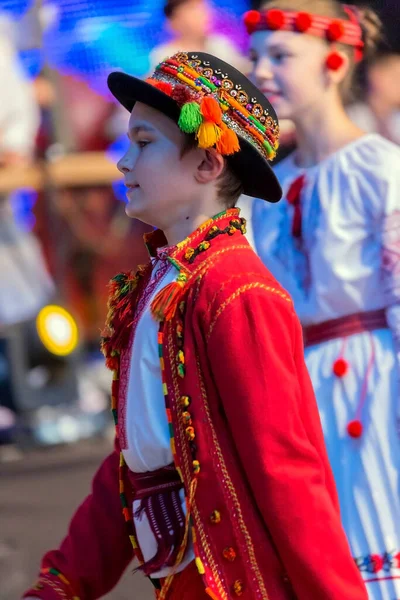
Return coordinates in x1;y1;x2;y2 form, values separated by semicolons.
125;200;143;219
124;202;157;228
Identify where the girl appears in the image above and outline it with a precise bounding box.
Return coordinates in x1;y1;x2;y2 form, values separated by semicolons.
241;2;400;599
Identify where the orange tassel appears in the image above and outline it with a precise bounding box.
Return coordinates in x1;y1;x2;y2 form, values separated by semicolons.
200;96;223;125
151;272;188;322
216;123;240;155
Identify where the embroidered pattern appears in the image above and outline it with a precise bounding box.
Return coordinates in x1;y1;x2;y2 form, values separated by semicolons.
195;355;269;599
149;53;279;160
355;550;400;576
118;260;171;448
157;320;200;599
206;282;292;342
36;569;80;600
166;325;228;599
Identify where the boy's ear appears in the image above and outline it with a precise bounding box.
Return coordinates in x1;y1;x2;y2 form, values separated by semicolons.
195;149;225;184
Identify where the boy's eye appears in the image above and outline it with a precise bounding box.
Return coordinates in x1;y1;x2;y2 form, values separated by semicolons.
137;140;150;148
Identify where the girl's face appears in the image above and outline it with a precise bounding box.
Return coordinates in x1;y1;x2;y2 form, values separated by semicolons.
249;29;333;121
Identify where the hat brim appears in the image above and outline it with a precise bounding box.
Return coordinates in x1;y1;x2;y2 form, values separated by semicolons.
108;71;282;203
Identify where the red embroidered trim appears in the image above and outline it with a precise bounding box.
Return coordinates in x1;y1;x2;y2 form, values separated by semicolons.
118;260;172;448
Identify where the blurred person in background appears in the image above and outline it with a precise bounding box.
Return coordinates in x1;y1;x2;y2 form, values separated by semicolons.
348;50;400;144
150;0;249;73
0;12;53;328
240;1;400;598
0;11;53;440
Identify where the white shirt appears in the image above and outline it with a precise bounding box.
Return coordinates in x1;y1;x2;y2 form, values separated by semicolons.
122;260;195;578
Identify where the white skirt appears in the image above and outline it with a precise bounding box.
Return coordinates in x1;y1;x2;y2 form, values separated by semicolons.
305;328;400;600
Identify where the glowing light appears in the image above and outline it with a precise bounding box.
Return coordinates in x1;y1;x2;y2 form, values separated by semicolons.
36;305;79;356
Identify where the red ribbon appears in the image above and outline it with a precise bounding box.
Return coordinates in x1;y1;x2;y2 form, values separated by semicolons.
286;174;305;239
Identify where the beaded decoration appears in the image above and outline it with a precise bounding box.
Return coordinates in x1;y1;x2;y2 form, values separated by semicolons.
147;52;279;160
244;6;364;62
157;320;200;600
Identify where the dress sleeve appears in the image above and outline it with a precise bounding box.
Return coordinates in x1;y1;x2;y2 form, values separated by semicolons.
206;283;368;600
23;450;134;600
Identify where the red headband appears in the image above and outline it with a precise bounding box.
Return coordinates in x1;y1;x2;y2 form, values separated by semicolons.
244;6;364;62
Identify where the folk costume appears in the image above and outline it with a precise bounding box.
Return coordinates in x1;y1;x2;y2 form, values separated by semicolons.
24;53;367;600
241;8;400;600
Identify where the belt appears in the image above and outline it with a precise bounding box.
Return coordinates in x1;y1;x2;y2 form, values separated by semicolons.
302;308;387;348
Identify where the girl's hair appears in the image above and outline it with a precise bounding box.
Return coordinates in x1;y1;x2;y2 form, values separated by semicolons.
261;0;383;102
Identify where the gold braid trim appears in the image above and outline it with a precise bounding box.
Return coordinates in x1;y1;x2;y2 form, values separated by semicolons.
206;283;292;342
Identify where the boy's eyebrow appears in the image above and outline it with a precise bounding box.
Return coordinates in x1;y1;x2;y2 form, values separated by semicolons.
128;124;156;138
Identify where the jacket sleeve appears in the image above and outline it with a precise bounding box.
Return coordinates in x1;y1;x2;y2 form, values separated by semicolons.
23;450;134;600
206;283;368;600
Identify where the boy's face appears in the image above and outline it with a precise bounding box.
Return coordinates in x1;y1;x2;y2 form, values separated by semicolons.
117;102;201;228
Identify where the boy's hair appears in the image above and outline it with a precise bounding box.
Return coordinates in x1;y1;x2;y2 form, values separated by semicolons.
261;0;383;103
181;134;244;208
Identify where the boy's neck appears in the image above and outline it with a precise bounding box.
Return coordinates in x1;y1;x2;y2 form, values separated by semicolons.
162;208;227;246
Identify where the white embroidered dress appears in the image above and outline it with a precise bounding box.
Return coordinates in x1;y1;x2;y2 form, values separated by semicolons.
239;134;400;600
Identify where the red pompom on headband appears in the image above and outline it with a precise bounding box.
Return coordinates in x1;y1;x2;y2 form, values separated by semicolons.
243;4;364;62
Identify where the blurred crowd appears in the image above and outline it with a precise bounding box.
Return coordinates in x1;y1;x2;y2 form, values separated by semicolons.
0;0;400;446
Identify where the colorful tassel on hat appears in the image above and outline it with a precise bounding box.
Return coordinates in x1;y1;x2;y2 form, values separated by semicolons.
200;96;222;125
196;121;222;149
216;122;240;155
178;102;203;134
151;271;188;322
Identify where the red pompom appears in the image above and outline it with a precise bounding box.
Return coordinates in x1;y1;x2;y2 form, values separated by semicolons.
332;357;349;377
327;20;345;42
171;84;191;106
266;9;285;30
295;12;312;32
347;420;363;438
152;81;173;96
243;10;261;33
370;554;384;573
326;51;345;71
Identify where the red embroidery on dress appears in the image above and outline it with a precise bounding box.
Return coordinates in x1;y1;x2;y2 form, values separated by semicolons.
118;260;172;448
381;210;400;304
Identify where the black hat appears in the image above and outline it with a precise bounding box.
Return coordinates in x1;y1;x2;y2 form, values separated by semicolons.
108;51;282;202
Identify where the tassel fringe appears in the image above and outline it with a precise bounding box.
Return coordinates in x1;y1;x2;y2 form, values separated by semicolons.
178;102;203;134
196;121;222;149
200;96;222;125
151;271;188;322
216;123;240;155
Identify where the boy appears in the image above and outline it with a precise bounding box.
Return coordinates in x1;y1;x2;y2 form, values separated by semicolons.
24;52;368;600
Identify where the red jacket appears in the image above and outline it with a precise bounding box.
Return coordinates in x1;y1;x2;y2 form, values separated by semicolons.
25;209;367;600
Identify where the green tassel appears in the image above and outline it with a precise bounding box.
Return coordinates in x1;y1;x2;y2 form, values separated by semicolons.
178;102;203;134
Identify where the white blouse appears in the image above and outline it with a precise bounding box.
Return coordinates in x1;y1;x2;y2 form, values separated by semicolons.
239;134;400;337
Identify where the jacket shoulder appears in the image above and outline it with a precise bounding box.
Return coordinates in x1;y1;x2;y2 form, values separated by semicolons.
190;237;293;317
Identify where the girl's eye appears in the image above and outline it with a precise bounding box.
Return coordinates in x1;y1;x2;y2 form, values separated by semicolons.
137;140;150;148
249;50;258;63
272;52;289;62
